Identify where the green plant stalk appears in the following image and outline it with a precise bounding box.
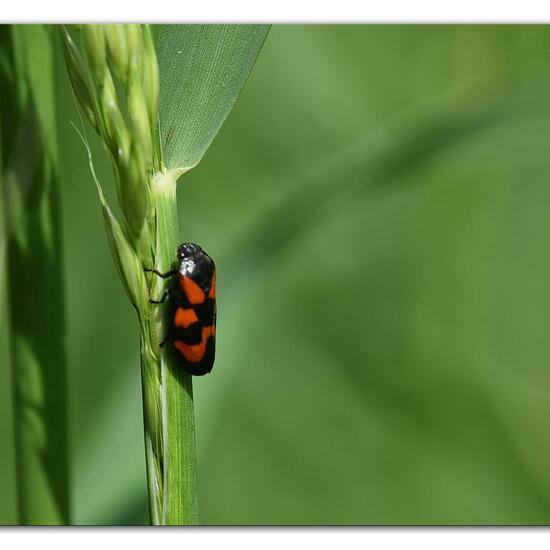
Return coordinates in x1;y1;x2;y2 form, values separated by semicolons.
0;25;70;525
139;169;197;524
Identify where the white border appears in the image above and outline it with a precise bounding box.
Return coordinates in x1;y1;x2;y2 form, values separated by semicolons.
2;0;550;23
1;529;550;550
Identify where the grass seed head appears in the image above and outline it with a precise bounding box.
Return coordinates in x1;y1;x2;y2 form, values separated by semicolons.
82;25;107;86
104;25;129;82
63;24;160;259
142;25;160;131
128;55;153;169
100;69;131;162
62;29;97;130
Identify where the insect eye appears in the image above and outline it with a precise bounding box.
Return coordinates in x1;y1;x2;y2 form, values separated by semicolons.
178;242;202;259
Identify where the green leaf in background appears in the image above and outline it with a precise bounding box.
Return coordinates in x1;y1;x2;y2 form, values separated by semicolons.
156;25;270;172
0;25;70;525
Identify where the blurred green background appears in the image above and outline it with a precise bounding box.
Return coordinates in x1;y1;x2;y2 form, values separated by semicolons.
3;24;550;524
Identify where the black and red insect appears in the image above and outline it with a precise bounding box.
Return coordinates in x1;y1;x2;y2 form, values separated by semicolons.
146;243;216;376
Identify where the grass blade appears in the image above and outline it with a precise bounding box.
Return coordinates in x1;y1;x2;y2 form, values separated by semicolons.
157;25;270;171
0;24;70;525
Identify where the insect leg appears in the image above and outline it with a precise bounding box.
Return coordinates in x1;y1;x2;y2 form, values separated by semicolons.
144;267;177;279
149;288;170;304
159;335;169;348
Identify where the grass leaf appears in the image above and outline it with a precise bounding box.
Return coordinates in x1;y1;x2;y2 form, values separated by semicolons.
156;25;269;171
